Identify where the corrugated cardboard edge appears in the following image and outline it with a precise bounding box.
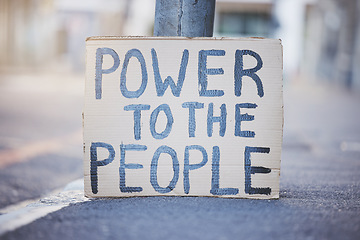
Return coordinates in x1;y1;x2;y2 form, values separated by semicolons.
86;36;282;43
83;36;283;200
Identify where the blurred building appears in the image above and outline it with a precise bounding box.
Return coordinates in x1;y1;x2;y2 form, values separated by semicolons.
216;0;360;92
1;0;359;91
214;0;274;38
0;0;57;70
0;0;154;73
54;0;126;72
302;0;360;91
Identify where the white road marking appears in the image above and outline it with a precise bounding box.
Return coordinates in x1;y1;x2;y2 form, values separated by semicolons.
0;179;87;236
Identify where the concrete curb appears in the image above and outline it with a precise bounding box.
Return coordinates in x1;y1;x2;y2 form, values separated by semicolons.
0;179;86;236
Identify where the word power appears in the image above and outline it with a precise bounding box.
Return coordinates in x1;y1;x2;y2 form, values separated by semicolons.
84;37;283;199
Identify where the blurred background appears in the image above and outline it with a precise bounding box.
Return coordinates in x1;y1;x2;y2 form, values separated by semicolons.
0;0;359;209
1;0;360;87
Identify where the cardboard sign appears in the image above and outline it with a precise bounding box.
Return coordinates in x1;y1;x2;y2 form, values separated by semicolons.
84;37;283;199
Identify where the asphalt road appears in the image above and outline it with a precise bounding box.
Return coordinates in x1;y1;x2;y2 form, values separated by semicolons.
0;72;84;208
0;76;359;239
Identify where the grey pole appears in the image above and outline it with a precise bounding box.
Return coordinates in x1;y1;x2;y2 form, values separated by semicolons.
153;0;216;37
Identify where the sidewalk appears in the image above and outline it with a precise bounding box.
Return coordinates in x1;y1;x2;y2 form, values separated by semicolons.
1;78;360;240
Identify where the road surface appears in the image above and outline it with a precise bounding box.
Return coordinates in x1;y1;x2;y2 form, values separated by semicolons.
0;72;84;208
0;74;359;239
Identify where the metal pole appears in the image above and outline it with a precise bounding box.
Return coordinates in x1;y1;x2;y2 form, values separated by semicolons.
153;0;216;37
